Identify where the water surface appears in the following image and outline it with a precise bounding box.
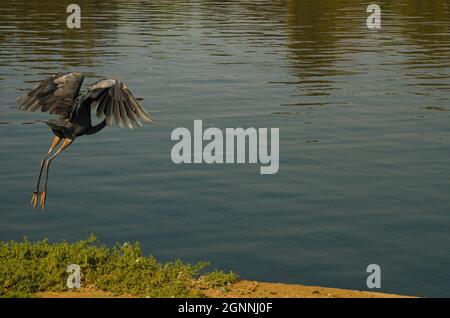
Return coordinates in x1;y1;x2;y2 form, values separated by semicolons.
1;0;450;297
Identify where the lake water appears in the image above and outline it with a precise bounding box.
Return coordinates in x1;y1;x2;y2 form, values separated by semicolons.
1;0;450;297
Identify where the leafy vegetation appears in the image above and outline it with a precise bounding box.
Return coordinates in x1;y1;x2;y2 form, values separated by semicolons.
196;270;239;290
0;235;238;298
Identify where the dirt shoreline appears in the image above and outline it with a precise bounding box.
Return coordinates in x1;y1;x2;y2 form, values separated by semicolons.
37;280;413;298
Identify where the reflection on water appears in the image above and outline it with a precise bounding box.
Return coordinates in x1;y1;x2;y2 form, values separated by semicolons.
1;0;450;297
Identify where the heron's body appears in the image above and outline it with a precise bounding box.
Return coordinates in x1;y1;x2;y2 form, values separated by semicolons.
44;116;107;139
45;118;86;139
18;72;153;210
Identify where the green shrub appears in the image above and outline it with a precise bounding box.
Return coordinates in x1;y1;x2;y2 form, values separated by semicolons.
0;235;237;298
197;270;239;289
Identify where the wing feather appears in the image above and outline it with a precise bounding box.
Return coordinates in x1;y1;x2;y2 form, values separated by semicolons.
79;78;153;128
18;72;85;117
95;91;109;117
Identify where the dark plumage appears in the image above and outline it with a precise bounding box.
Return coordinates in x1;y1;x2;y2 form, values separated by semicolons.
18;72;153;210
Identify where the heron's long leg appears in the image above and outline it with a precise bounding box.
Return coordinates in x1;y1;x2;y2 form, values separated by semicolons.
31;136;62;209
40;138;74;210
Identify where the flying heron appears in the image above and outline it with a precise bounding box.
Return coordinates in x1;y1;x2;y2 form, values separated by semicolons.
18;72;153;210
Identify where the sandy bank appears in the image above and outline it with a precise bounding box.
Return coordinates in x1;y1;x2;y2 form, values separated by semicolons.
37;280;412;298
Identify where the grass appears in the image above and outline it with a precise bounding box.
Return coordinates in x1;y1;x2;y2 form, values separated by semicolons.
0;235;238;298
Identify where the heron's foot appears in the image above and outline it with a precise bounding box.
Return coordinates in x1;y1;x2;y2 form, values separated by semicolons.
40;192;47;210
31;192;39;210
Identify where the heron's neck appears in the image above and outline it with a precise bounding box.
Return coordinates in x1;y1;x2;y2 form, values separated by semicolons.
85;119;107;135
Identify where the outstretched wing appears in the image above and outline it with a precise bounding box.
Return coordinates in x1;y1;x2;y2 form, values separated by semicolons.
78;78;153;129
18;72;85;117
